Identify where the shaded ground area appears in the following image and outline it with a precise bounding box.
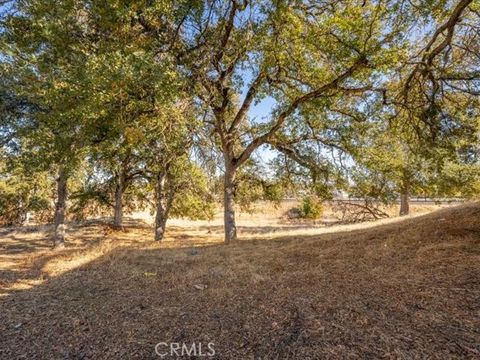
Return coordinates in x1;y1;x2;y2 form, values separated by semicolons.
0;203;479;359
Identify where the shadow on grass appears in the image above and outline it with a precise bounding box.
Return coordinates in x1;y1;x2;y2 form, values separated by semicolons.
0;204;474;295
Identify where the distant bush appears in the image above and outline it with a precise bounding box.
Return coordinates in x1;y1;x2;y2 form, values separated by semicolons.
0;172;53;227
299;196;324;220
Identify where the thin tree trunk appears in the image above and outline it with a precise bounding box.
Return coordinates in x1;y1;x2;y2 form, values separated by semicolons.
113;173;124;229
54;166;67;248
154;171;174;241
223;164;237;243
399;185;410;216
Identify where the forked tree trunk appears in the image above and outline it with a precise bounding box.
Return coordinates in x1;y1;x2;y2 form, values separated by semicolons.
154;171;174;241
399;186;410;216
223;165;237;243
54;167;68;248
113;173;124;229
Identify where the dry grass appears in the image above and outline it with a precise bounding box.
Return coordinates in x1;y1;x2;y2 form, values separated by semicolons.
0;202;479;359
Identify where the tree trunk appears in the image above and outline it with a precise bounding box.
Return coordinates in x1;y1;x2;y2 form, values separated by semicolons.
399;186;410;216
223;165;237;243
154;171;174;241
54;166;67;248
113;174;124;229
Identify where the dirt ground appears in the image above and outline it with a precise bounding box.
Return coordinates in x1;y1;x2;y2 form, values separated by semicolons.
0;202;479;359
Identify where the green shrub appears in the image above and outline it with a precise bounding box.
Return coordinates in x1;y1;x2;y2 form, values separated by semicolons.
300;196;324;219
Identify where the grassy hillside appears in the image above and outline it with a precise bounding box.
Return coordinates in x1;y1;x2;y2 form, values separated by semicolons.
1;203;479;359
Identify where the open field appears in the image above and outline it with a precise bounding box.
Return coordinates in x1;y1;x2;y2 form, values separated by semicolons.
0;202;479;358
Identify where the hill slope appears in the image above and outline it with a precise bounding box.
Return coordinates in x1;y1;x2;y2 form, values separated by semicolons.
1;203;479;359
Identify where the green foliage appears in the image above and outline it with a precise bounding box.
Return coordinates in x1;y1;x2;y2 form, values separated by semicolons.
430;162;480;199
169;193;215;221
234;161;287;212
167;162;215;221
69;187;112;221
299;196;324;220
263;182;285;203
0;164;53;226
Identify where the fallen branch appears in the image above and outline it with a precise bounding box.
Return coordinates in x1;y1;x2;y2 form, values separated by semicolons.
331;200;389;223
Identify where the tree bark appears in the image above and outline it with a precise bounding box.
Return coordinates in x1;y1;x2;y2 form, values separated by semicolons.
154;171;174;241
223;164;237;243
54;166;67;248
113;173;124;229
399;186;410;216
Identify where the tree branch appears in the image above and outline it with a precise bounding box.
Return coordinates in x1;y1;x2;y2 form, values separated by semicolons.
229;71;266;132
403;0;474;95
233;56;369;167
